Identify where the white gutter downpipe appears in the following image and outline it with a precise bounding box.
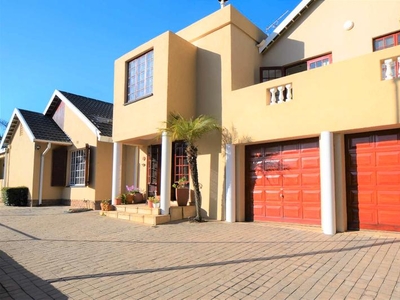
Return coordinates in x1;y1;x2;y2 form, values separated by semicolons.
38;143;51;206
225;144;236;222
160;132;172;215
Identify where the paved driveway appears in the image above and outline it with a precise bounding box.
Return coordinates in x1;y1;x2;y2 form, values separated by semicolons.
0;205;399;300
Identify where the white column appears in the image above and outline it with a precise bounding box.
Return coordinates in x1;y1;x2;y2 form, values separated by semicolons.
133;146;138;187
160;132;172;215
277;86;284;103
285;83;292;102
111;142;122;205
225;144;236;222
320;131;336;235
270;88;276;105
384;59;394;80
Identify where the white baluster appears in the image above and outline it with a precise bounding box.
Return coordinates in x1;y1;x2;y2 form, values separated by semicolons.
397;57;400;78
278;86;284;104
285;83;292;102
270;88;276;105
384;59;393;80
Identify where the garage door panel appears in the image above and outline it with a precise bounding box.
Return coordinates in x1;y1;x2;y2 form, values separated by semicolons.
265;174;281;186
283;190;301;202
303;190;321;203
355;153;375;167
282;143;299;154
356;171;376;185
283;174;300;185
301;140;319;152
302;173;320;186
265;190;281;201
252;190;263;201
359;210;378;224
375;132;400;145
283;206;301;218
377;191;400;204
376;151;400;166
379;210;400;225
253;202;266;217
266;205;283;217
303;207;321;220
346;129;400;232
302;156;319;169
376;171;400;185
348;135;374;149
282;157;300;170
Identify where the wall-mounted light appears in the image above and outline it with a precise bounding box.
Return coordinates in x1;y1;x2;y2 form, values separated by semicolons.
36;145;41;150
343;20;354;31
141;156;146;167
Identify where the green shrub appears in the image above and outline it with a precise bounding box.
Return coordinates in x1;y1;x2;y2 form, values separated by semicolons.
1;187;29;206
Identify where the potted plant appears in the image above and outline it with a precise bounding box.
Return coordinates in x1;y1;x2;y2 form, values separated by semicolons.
100;199;112;211
172;177;189;206
148;195;160;208
126;185;144;203
115;193;126;205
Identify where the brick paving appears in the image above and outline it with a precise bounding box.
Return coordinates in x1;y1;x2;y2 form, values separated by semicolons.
0;205;399;300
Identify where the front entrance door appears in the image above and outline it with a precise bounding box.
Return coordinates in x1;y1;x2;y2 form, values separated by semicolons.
147;142;189;199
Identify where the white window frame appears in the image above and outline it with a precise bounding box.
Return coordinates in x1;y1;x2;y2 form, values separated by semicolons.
69;149;86;186
127;50;154;103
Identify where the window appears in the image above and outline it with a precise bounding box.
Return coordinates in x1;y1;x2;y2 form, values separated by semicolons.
70;149;86;185
127;50;154;102
307;54;332;69
69;145;90;186
373;31;400;51
260;54;332;82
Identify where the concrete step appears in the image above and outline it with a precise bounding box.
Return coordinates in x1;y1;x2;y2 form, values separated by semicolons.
99;203;196;225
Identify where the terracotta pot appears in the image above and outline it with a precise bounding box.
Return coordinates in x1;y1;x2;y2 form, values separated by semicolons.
133;193;144;203
126;194;134;204
101;203;111;211
115;198;122;205
148;201;153;208
175;188;189;206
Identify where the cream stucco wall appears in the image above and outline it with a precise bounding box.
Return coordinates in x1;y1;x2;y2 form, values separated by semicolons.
114;31;197;144
5;123;35;198
262;0;400;66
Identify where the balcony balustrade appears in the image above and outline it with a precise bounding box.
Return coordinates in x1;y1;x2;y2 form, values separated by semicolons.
269;83;292;105
382;56;400;80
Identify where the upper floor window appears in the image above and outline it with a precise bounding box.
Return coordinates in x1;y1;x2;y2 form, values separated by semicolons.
127;50;154;102
373;31;400;51
260;53;332;82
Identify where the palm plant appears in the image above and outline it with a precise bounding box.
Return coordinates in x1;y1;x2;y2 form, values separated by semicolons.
163;113;221;221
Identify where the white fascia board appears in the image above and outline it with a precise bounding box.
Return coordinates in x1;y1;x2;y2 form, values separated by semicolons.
258;0;314;54
0;109;36;149
47;90;100;139
33;139;72;146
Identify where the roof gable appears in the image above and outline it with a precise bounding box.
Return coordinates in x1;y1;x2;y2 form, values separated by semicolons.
44;90;113;141
0;109;72;148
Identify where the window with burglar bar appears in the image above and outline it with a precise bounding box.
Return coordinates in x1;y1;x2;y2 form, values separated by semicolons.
127;50;154;102
70;149;86;185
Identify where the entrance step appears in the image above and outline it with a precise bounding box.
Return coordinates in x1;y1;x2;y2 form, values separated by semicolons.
99;203;196;226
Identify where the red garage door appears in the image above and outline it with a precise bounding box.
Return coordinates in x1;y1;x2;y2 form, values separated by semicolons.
346;129;400;232
246;138;320;224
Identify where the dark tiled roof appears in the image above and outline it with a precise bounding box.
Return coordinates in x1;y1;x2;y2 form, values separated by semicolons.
59;91;113;137
19;109;71;143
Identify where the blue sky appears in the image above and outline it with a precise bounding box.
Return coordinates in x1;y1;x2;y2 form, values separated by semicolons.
0;0;300;126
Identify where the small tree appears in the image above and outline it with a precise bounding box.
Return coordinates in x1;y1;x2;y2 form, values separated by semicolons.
163;113;221;222
0;119;7;140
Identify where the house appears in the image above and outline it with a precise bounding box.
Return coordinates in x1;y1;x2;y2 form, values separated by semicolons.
112;0;400;233
0;90;114;209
